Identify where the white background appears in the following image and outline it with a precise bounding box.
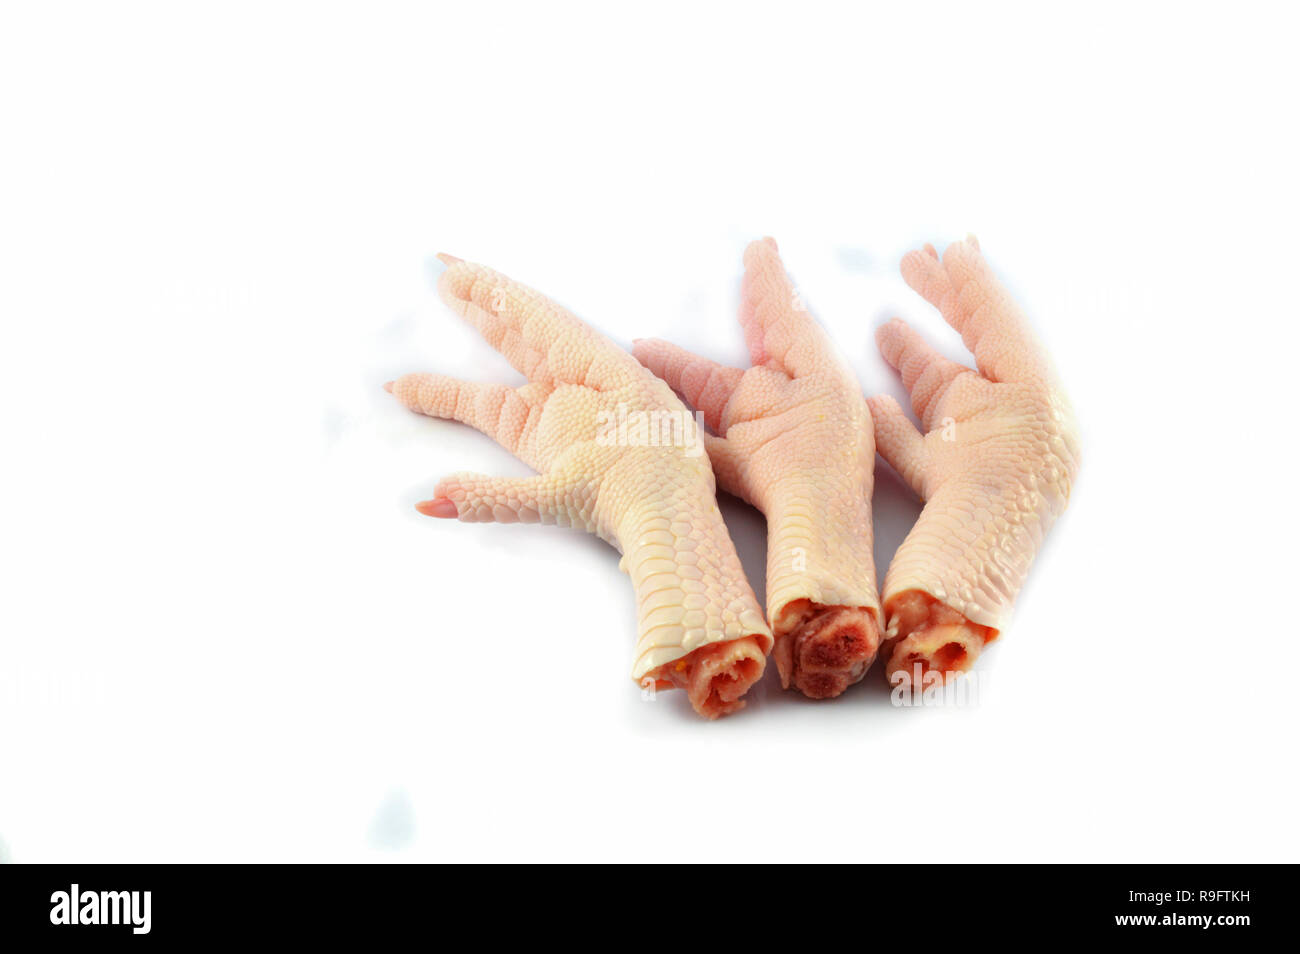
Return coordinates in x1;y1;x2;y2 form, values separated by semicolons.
1;2;1297;862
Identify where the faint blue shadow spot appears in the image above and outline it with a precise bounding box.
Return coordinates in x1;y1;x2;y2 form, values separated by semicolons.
368;790;416;851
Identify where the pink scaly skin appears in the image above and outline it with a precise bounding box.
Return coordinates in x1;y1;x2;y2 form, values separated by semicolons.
386;255;773;719
634;239;881;699
869;237;1080;687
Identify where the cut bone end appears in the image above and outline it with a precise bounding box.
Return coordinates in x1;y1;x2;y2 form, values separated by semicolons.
646;635;767;719
772;601;880;700
881;589;997;686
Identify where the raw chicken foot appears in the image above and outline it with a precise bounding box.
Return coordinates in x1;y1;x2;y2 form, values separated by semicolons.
387;255;771;718
635;239;881;699
869;237;1080;686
